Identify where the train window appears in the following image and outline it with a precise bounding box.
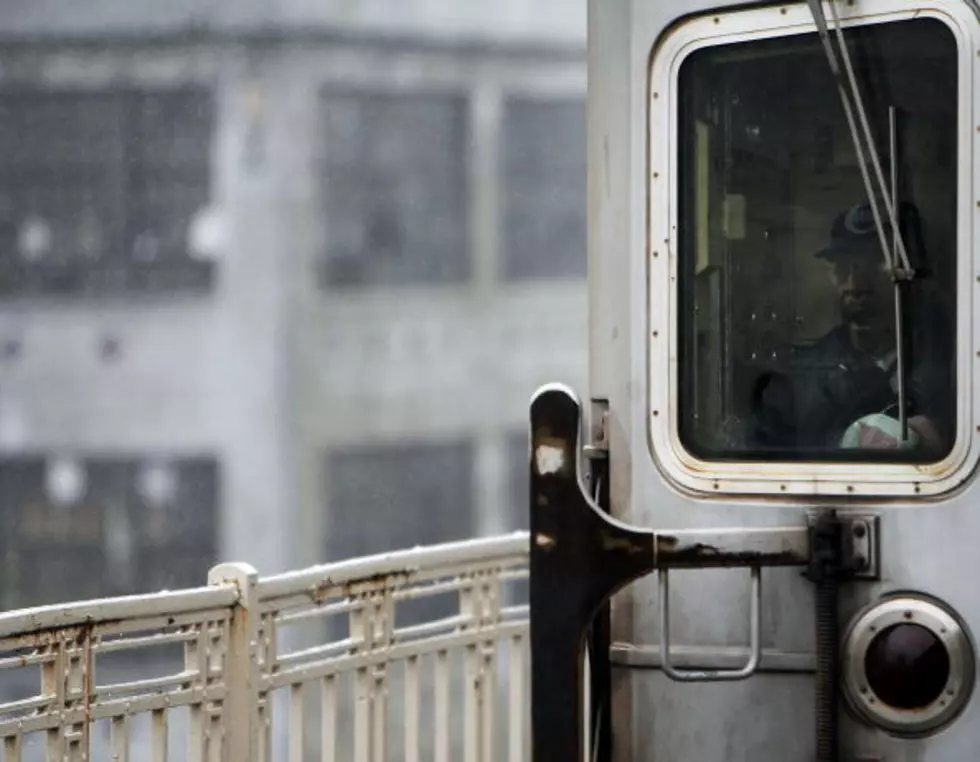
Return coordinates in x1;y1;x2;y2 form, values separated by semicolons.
649;5;979;496
319;90;471;288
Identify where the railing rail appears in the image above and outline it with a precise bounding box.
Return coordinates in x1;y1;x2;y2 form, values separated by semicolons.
0;531;531;762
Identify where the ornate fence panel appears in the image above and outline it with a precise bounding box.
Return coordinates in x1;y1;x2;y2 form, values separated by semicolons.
0;532;530;762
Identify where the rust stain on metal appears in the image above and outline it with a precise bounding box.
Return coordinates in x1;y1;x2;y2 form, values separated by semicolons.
310;570;414;604
8;617;113;646
532;430;567;451
75;622;93;645
601;532;646;555
655;534;806;568
83;622;94;751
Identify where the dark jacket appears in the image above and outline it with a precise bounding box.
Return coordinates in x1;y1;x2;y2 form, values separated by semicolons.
750;298;953;451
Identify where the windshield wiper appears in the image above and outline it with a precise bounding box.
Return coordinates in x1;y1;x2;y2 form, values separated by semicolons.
805;0;913;441
805;0;912;276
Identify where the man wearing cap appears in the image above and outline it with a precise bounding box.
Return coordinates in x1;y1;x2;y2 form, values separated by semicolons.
751;201;953;457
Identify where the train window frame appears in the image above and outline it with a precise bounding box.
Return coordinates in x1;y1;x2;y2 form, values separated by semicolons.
647;1;980;498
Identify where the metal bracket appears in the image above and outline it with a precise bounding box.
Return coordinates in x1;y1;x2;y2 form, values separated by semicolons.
841;514;880;580
807;512;881;581
583;397;610;460
528;384;883;761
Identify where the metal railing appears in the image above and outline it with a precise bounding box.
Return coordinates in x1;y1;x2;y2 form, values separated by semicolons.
0;532;530;762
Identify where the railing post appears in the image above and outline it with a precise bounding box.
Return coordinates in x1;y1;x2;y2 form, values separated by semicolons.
209;562;260;762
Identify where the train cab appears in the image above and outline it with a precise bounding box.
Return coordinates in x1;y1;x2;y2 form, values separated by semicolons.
529;1;980;760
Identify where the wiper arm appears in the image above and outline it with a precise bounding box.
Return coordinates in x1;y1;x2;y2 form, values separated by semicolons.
805;0;913;278
888;105;909;441
805;0;914;441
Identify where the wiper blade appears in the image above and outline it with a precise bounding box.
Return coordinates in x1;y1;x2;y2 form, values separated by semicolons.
805;0;915;441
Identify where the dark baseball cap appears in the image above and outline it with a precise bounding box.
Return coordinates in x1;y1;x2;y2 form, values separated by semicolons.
816;200;925;265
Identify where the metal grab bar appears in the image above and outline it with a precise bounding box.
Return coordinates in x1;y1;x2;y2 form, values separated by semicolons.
659;566;762;682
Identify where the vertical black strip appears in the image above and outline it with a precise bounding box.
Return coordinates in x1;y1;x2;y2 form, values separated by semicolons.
587;449;612;762
805;512;844;762
529;387;655;762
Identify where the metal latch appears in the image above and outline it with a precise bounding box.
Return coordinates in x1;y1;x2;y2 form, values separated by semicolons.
583;397;609;460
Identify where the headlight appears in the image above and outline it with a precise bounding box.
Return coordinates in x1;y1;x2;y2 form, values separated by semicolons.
841;592;975;737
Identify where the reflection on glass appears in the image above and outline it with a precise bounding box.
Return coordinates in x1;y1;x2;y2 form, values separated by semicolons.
864;623;950;710
677;18;958;463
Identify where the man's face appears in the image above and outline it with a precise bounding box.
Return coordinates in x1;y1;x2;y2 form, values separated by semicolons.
831;254;891;327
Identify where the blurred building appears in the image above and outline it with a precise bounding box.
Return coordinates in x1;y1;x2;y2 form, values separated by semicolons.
0;0;588;608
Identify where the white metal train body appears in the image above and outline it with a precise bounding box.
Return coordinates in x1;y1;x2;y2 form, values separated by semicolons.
584;0;980;760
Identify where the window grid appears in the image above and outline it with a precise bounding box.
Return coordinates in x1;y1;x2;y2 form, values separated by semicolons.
0;87;215;298
0;456;220;610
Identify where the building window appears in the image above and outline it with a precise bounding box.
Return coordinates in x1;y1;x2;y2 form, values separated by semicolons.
319;89;471;288
325;438;475;626
0;87;216;298
0;456;219;609
501;96;587;280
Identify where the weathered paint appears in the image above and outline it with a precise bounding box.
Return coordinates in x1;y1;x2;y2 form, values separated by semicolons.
0;537;530;760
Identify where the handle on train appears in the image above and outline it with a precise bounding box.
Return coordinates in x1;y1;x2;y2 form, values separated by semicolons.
526;384;875;762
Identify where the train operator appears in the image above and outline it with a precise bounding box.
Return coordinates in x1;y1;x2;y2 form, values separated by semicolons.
750;202;953;457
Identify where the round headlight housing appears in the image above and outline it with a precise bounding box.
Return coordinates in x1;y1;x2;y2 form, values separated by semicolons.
841;593;974;738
